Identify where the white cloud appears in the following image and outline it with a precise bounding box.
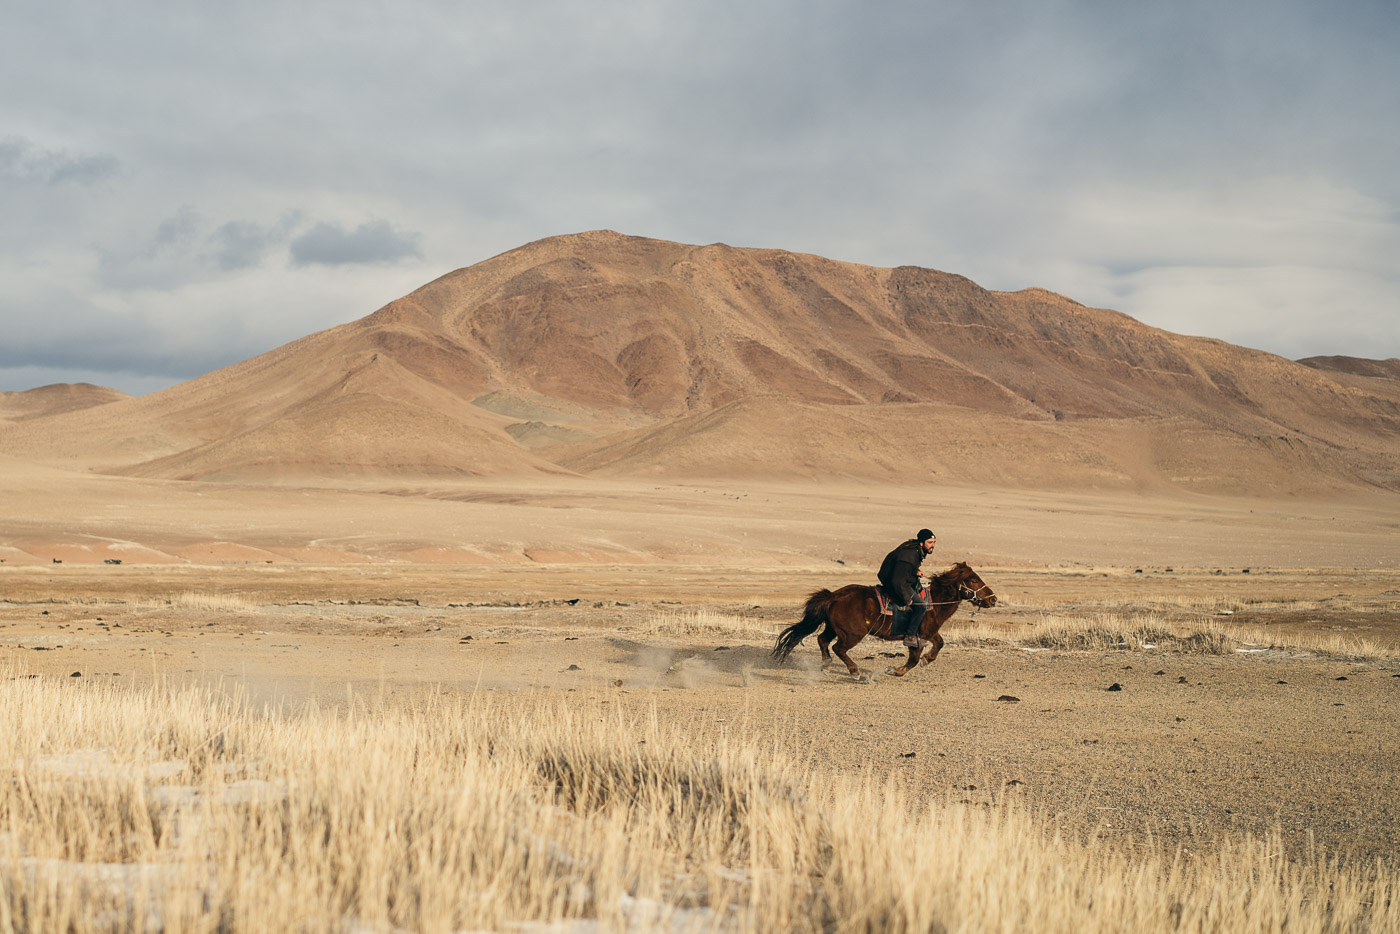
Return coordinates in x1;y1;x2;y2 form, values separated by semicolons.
934;176;1400;359
1058;177;1399;273
1109;264;1400;360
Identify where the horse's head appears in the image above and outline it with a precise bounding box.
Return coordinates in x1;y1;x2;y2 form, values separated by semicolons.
946;562;997;608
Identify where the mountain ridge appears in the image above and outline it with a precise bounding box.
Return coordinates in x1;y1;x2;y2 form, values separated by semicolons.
2;230;1397;493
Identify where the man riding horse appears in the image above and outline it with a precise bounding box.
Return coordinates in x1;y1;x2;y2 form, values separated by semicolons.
878;528;936;647
772;533;995;680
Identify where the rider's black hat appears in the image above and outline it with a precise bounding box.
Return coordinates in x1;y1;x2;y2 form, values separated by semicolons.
917;528;935;542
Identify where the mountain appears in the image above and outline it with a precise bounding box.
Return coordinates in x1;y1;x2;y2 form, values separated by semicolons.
3;230;1398;493
0;383;128;424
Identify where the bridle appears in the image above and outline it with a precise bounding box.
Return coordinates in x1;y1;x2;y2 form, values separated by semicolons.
958;581;994;605
921;578;995;612
956;580;995;616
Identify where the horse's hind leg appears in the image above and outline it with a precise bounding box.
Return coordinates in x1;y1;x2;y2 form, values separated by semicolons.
832;636;865;680
817;623;836;666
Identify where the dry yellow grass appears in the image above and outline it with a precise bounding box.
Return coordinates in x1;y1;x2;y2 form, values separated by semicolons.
1199;620;1397;661
0;592;256;613
162;592;257;613
2;672;1397;933
639;608;775;637
944;611;1398;662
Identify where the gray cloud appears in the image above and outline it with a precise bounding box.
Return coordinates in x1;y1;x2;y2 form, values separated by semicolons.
290;220;424;267
98;208;363;288
0;290;245;380
0;136;119;186
95;206;208;291
210;220;273;271
152;207;200;250
0;0;1396;394
210;212;305;271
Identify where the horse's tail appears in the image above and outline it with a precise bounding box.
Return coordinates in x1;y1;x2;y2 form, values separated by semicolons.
772;589;836;663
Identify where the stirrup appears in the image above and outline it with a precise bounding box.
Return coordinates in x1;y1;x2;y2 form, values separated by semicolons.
902;635;924;648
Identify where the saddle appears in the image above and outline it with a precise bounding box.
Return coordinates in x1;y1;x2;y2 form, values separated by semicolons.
875;583;929;616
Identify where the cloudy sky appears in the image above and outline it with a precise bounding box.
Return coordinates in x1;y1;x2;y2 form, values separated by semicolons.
3;0;1397;394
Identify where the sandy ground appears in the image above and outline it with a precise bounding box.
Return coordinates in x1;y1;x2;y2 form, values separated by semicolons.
3;464;1399;569
4;563;1397;868
3;469;1396;866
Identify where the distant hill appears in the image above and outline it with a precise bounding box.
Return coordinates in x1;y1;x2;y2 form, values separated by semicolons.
0;383;128;424
1298;355;1400;381
2;231;1397;493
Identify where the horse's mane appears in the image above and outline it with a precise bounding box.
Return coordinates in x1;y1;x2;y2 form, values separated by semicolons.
935;561;972;583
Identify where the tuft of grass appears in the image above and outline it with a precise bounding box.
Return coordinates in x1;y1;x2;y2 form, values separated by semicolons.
1134;595;1329;614
1206;620;1397;661
1022;615;1205;652
957;613;1397;661
638;608;772;637
940;619;1022;646
162;591;256;612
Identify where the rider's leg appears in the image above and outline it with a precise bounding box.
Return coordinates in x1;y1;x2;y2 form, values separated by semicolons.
902;600;931;647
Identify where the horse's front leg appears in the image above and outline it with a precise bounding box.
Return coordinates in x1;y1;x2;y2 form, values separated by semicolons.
920;632;946;665
887;642;923;677
887;607;930;677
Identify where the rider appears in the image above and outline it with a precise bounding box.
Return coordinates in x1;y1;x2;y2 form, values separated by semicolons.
878;529;936;647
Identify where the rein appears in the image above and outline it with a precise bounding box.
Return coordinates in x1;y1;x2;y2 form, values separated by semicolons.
922;579;994;616
922;579;990;608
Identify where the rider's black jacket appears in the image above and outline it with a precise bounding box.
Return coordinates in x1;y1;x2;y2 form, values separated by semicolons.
878;539;925;606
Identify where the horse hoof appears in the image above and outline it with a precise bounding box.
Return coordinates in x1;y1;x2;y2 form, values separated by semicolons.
886;666;907;678
851;672;868;683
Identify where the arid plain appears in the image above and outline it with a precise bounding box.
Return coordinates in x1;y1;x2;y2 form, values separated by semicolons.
3;475;1398;866
3;232;1399;930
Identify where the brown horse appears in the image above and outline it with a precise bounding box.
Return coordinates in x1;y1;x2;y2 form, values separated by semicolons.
771;562;996;680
